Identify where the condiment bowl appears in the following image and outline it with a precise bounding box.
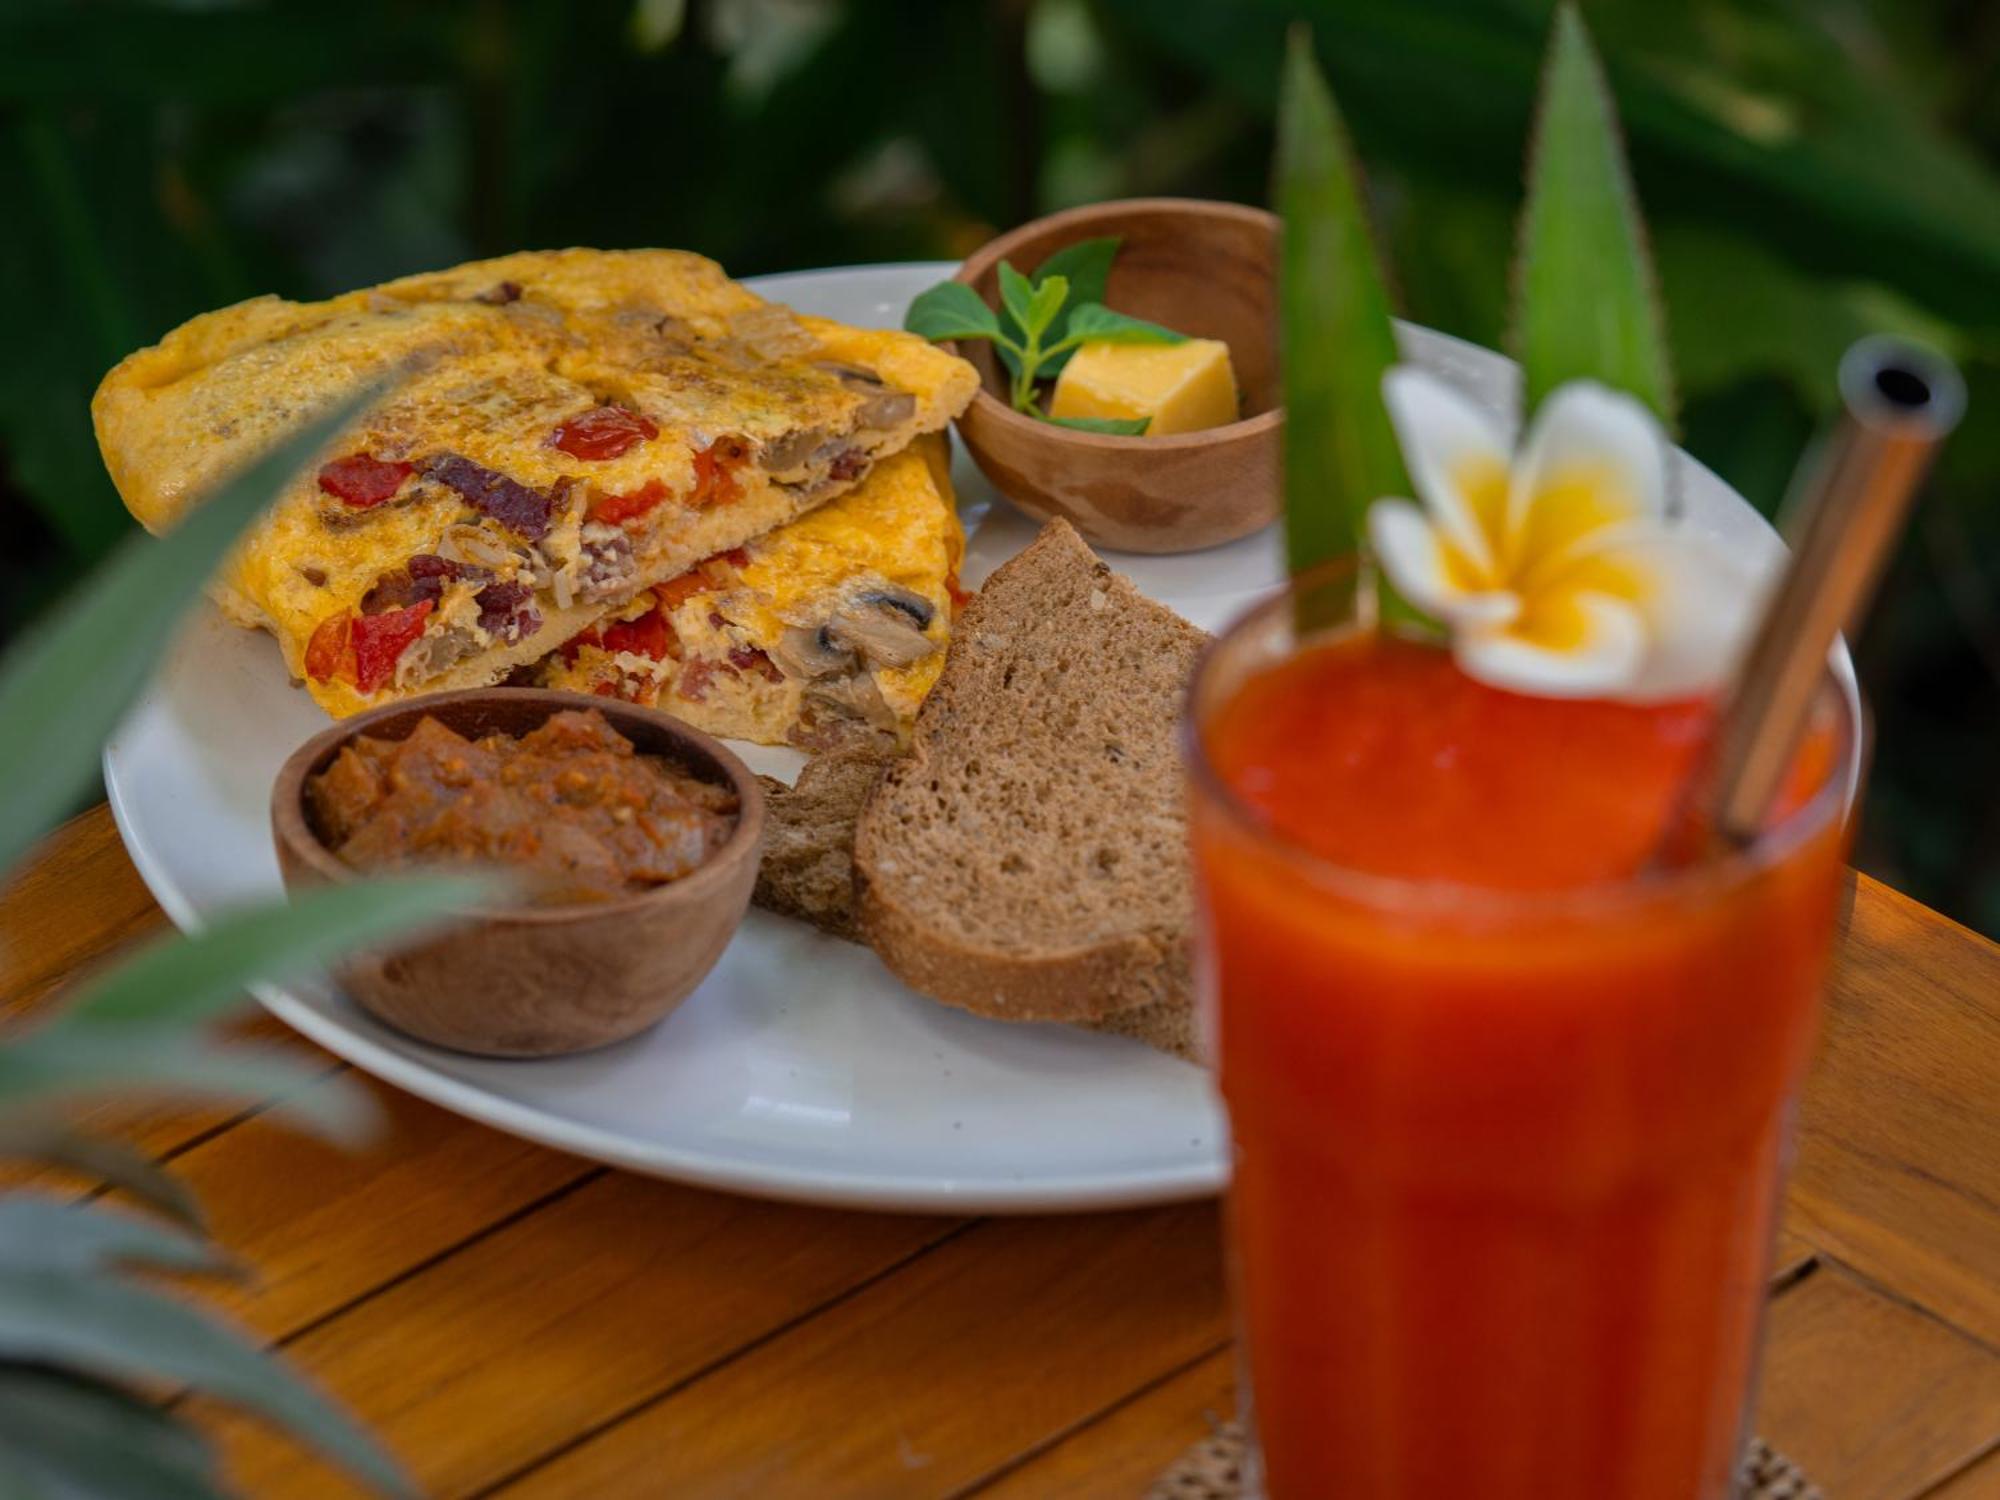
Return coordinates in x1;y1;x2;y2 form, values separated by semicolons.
271;688;766;1058
950;197;1281;554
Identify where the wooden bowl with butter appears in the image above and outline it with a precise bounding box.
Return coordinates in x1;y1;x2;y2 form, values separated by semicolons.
271;688;765;1058
949;198;1280;554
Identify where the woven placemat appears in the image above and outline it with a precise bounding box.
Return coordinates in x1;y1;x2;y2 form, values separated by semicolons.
1148;1421;1820;1499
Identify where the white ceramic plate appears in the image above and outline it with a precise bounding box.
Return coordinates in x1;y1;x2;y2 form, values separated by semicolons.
103;262;1822;1213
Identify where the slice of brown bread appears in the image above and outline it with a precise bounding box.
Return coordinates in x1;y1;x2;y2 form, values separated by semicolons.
752;745;886;940
853;517;1208;1027
756;737;1200;1061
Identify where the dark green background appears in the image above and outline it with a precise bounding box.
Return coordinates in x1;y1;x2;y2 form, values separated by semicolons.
6;0;1998;934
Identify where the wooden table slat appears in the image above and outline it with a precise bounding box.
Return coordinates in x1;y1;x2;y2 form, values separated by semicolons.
497;1205;1227;1500
1755;1265;2000;1498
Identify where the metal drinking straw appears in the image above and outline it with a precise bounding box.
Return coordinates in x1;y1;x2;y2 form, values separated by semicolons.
1700;337;1966;848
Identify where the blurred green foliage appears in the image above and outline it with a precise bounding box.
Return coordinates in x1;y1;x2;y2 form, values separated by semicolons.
3;0;1997;932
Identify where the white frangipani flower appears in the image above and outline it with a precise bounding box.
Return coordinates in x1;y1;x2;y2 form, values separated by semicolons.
1367;368;1767;701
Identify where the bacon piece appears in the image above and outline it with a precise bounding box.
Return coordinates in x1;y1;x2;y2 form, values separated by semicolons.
474;281;522;305
552;405;658;461
474;580;540;642
351;601;433;693
728;646;785;684
677;658;716;701
423;455;553;540
318;455;414;509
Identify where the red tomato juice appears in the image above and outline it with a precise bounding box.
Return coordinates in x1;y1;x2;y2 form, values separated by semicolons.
1189;631;1849;1499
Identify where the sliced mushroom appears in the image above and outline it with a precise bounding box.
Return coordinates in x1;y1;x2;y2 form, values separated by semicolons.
857;585;935;629
808;669;899;732
824;592;935;670
772;624;859;680
815;361;916;429
757;425;832;474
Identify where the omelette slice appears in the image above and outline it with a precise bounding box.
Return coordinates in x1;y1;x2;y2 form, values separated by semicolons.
92;249;978;717
534;440;965;749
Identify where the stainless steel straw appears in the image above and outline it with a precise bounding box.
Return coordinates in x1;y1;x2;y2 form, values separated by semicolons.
1699;337;1965;849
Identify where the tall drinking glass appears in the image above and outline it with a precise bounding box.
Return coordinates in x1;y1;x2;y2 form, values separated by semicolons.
1184;563;1856;1500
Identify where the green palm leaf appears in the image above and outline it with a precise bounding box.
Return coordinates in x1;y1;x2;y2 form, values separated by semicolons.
0;385;379;873
0;1269;412;1498
54;876;491;1030
0;1126;205;1227
0;1367;224;1500
1512;3;1674;424
0;1196;227;1279
1273;25;1409;577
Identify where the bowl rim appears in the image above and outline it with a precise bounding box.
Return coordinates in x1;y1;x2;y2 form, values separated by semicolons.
949;195;1284;452
270;686;767;927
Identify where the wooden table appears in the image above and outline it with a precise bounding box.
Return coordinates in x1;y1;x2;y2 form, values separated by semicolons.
4;806;1997;1499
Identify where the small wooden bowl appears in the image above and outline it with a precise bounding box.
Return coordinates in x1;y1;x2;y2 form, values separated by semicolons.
271;688;766;1058
950;197;1281;554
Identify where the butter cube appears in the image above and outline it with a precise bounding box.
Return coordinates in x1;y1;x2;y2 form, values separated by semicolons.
1048;337;1240;435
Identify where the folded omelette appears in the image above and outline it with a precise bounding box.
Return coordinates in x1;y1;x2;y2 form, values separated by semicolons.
534;438;963;750
92;249;979;717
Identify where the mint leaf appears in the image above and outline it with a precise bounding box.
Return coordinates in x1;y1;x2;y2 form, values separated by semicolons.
1512;3;1675;425
904;282;1001;344
1034;237;1120;311
1274;26;1409;577
1024;273;1070;344
1045;414;1152;435
996;261;1038;339
1065;303;1187;346
1033;236;1122;372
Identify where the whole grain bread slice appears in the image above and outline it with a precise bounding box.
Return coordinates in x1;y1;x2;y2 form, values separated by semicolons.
852;518;1208;1027
755;737;1199;1061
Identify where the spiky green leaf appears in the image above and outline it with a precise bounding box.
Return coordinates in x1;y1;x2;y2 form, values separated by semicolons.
0;1270;412;1497
0;386;381;873
0;1126;205;1227
0;1366;224;1500
0;1196;228;1279
53;877;490;1030
0;1036;366;1146
1512;4;1674;424
1273;25;1409;575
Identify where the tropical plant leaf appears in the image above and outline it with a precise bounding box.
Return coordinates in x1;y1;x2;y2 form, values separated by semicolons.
0;1366;224;1500
0;385;380;874
1512;3;1674;425
0;1269;412;1497
1273;25;1409;577
903;281;1000;343
0;1036;367;1146
1064;303;1187;346
53;876;491;1030
1032;235;1121;373
1045;415;1152;435
0;1196;229;1279
0;1125;205;1228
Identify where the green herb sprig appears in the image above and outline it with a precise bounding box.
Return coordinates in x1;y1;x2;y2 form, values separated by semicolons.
905;237;1187;436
